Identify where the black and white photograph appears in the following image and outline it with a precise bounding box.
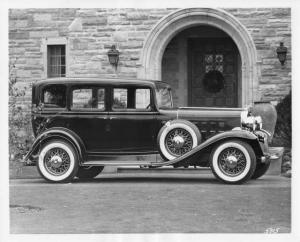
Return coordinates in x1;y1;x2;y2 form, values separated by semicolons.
1;0;300;241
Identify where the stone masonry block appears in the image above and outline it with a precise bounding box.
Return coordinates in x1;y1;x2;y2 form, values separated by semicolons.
29;31;59;38
9;32;29;40
126;12;149;20
82;17;107;26
113;32;128;42
68;18;83;32
33;14;52;22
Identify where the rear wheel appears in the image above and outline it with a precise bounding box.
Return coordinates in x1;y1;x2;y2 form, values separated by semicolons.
76;166;104;179
37;140;79;183
210;140;256;184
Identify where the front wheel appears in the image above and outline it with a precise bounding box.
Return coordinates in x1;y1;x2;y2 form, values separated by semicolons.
37;140;79;183
76;166;104;179
210;140;256;184
251;161;271;179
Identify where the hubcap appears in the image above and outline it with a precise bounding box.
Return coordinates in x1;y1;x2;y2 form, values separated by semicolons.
165;128;193;157
218;147;246;177
225;155;238;169
44;147;71;176
173;135;185;148
49;155;63;168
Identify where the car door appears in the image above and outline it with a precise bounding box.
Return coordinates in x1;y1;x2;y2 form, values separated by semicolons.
107;86;157;153
66;85;110;152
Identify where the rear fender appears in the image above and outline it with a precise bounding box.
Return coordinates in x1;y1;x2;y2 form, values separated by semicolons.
23;127;86;164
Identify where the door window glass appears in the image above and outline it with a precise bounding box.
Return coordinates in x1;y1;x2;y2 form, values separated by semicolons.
72;88;105;110
113;88;151;111
113;88;128;109
135;89;150;109
72;89;94;109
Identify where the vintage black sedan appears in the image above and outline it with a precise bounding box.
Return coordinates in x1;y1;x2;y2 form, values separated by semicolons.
24;78;273;184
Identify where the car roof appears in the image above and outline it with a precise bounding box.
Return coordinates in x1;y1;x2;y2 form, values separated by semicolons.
34;77;170;88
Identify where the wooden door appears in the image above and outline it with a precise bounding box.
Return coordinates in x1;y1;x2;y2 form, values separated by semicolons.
188;38;239;107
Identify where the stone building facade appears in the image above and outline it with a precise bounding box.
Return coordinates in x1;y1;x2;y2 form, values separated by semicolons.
9;8;291;109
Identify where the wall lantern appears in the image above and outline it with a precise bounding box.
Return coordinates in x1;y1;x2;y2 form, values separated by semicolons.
276;42;288;66
107;45;119;69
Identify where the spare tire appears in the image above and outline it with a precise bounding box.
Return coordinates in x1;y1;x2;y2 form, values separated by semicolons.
157;120;201;161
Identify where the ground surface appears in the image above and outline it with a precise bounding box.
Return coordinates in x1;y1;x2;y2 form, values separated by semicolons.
10;173;291;233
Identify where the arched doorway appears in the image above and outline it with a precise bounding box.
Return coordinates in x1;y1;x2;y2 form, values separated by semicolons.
162;26;241;107
138;8;259;107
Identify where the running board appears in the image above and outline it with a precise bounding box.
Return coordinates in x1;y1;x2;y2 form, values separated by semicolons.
82;161;153;166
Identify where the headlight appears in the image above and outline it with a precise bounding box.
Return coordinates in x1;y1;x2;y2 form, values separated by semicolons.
241;110;262;131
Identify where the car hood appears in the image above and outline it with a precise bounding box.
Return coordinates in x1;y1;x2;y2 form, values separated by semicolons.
159;107;246;120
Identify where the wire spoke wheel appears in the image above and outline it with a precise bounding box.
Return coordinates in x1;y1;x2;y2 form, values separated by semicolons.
210;140;257;184
165;128;193;157
44;147;71;176
218;147;246;177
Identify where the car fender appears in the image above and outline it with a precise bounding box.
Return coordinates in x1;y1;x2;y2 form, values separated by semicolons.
199;130;258;150
151;130;262;167
23;127;86;164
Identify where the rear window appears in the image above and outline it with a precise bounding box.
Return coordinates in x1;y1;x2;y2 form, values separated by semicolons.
42;85;66;108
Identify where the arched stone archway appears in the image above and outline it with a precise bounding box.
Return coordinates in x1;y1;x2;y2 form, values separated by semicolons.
138;8;259;107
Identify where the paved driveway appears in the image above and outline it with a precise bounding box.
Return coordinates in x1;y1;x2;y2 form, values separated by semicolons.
9;173;291;233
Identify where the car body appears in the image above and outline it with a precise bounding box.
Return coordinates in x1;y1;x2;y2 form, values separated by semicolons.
24;78;273;184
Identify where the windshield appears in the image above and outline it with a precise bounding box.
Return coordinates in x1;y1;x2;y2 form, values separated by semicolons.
155;84;173;109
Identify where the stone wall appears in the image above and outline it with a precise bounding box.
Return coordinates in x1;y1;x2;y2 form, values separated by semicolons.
227;8;291;103
9;8;291;109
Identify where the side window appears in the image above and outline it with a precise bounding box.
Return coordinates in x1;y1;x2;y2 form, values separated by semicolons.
43;85;66;108
72;89;94;109
112;87;151;111
113;88;128;109
135;89;150;109
72;88;105;110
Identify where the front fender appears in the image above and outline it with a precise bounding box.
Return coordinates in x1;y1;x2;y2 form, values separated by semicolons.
200;130;258;148
23;127;86;164
151;130;262;167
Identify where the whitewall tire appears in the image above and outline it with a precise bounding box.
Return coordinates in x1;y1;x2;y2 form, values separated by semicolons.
37;140;79;183
157;120;201;161
210;140;256;184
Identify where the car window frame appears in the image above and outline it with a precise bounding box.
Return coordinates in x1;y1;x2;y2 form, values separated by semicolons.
40;84;68;111
69;85;107;112
110;85;154;112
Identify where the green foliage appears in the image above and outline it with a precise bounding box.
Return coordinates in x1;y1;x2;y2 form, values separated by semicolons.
273;91;291;147
9;59;34;163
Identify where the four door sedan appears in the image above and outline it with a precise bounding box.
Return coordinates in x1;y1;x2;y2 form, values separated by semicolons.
24;78;273;184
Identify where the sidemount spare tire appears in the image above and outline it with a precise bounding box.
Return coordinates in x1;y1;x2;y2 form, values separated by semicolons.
210;139;257;184
157;120;201;161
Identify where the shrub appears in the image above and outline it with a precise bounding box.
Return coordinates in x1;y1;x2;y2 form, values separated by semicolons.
9;59;34;164
273;91;291;147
